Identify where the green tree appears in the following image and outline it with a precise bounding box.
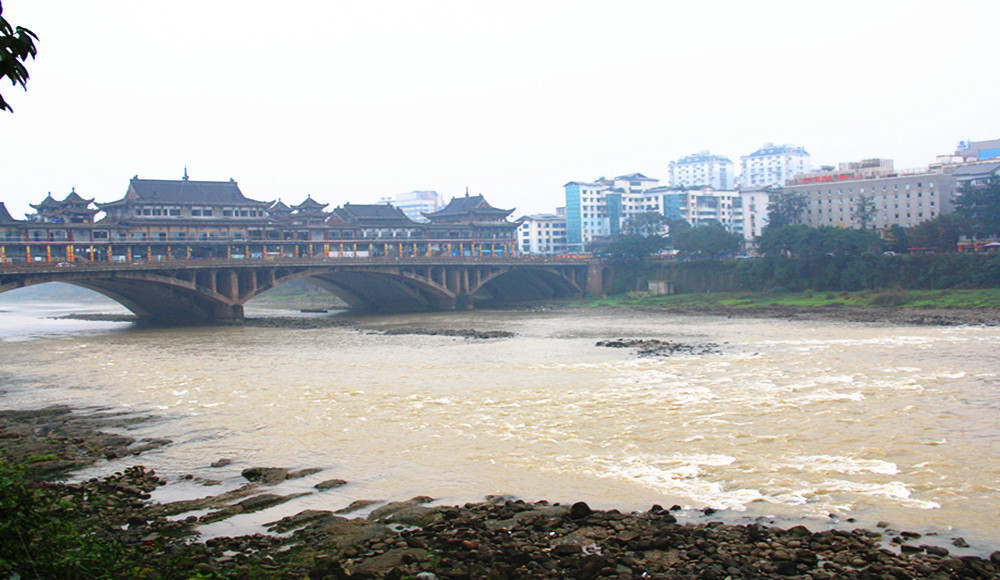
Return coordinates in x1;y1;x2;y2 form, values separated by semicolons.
621;212;668;237
883;224;909;253
765;192;808;229
907;213;963;252
758;225;881;258
955;177;1000;239
604;232;667;261
672;221;742;256
663;218;691;248
852;194;877;231
0;2;39;112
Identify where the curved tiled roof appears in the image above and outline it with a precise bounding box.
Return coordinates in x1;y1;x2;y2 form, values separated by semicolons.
423;194;513;221
0;202;16;222
99;177;264;208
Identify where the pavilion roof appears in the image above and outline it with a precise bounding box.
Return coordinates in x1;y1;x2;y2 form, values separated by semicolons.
331;203;415;226
292;195;329;211
0;202;16;222
422;194;513;222
99;176;265;208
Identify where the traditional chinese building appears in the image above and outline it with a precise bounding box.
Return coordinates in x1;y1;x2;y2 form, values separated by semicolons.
0;176;520;263
28;189;99;224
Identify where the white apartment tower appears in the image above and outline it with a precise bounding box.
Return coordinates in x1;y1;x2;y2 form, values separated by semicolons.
740;143;811;188
564;173;660;252
669;151;735;190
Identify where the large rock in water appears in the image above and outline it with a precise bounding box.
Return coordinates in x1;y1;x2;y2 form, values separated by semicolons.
241;467;289;484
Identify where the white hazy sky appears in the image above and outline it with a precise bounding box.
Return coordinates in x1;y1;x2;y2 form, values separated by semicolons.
2;1;998;219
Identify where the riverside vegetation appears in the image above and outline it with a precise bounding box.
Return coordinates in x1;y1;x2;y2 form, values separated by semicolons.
3;408;1000;579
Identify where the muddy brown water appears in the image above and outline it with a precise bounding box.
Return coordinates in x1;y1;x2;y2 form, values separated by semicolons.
1;298;999;554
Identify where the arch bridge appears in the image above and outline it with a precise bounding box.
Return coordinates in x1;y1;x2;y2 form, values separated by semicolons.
0;257;613;323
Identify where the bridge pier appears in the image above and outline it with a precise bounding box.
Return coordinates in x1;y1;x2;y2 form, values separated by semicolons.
213;302;244;323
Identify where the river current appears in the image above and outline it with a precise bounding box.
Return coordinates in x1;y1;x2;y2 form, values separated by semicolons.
1;294;998;553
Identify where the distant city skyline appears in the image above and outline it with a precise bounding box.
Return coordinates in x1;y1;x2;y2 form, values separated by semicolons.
1;1;998;219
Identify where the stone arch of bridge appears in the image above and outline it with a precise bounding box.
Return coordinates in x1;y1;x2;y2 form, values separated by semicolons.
470;267;583;305
0;272;242;323
244;267;460;312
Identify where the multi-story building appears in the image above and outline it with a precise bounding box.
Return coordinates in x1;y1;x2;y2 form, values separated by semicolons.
669;151;735;190
377;190;445;222
740;143;811;188
654;186;742;232
518;212;567;256
783;170;956;232
564;173;660;252
739;188;773;241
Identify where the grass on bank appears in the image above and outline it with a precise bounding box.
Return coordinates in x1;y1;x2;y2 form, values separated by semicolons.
569;287;1000;310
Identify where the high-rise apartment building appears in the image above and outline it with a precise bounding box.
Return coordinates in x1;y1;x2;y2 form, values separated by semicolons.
740;143;811;188
669;151;735;190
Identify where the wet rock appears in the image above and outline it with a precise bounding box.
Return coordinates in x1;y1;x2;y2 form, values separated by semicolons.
335;499;380;514
368;496;436;523
596;338;722;357
287;467;323;479
569;501;593;519
241;467;289;484
315;478;348;490
210;458;231;468
378;327;515;340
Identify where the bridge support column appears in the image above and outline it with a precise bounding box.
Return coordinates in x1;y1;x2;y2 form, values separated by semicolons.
586;262;610;296
212;302;244;323
455;293;474;310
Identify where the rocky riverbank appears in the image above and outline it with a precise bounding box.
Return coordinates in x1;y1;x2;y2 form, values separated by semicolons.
3;406;1000;578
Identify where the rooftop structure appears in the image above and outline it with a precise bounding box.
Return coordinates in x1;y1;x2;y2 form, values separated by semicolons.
27;189;98;224
956;138;1000;162
98;174;270;222
422;193;514;224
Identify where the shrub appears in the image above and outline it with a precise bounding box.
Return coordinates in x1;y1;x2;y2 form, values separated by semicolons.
870;288;908;307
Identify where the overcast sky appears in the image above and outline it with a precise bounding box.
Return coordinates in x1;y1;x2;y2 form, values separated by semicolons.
2;1;998;219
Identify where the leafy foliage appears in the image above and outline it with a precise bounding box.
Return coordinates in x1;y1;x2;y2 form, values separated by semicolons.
883;224;909;253
906;213;964;251
671;222;742;256
955;177;1000;239
852;195;877;230
621;212;668;237
765;192;807;229
0;461;126;578
757;225;881;258
604;232;667;261
0;2;39;113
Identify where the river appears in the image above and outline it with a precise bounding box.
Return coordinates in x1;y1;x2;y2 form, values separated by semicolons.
1;291;998;554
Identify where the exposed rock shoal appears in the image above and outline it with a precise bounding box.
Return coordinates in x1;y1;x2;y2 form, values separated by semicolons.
597;338;722;357
5;407;1000;578
0;406;169;478
242;316;357;329
376;327;516;339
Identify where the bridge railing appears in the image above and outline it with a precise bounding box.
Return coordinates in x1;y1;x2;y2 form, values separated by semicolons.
0;254;596;274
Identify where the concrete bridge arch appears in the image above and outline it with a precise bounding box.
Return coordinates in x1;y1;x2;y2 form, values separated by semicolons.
0;258;603;324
